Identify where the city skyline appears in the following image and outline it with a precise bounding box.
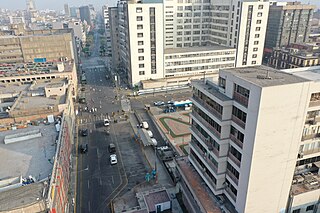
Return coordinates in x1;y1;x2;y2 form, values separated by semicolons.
0;0;319;11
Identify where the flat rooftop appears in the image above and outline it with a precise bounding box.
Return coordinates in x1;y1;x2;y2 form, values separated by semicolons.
192;80;232;102
176;157;222;213
165;45;234;54
282;65;320;81
222;65;309;87
0;124;57;180
0;61;74;78
144;190;170;212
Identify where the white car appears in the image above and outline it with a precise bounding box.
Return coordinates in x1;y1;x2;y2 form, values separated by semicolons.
104;118;110;126
142;121;149;129
110;154;117;165
147;130;153;138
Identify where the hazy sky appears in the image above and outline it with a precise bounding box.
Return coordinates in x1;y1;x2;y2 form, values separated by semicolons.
0;0;319;11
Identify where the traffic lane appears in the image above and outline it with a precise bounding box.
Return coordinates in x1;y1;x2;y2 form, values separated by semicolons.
112;122;149;195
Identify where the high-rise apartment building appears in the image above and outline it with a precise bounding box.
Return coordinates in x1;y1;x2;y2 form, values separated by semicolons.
264;2;315;58
110;0;269;87
79;6;92;26
188;66;320;213
64;4;70;16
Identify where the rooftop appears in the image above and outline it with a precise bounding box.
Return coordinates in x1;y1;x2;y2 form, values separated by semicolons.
176;157;222;213
165;45;234;54
192;80;232;102
282;65;320;81
0;124;57;180
222;65;309;87
144;189;170;212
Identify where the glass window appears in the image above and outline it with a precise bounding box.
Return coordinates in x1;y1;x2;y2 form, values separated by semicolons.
136;7;142;13
138;48;144;53
256;20;261;24
138;41;144;45
137;24;143;29
257;12;262;17
138;56;144;61
139;64;144;68
139;71;145;75
137;16;143;21
258;5;263;9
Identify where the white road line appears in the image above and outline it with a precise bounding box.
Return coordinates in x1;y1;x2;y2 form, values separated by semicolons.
100;177;102;185
87;180;90;189
111;176;114;185
88;201;91;212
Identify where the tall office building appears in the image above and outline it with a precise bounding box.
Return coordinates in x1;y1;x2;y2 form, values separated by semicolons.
64;4;70;16
264;2;315;58
110;0;269;87
79;6;92;26
70;7;80;18
189;65;320;213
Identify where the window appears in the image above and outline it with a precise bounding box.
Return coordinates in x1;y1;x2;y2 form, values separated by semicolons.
256;27;261;31
257;12;262;17
137;33;143;37
137;24;143;29
306;205;314;211
258;5;263;9
139;64;144;68
252;54;257;58
254;41;259;45
256;20;261;24
138;56;144;61
253;47;258;52
292;209;300;213
138;48;144;53
138;41;144;45
136;7;142;13
137;16;143;21
255;34;260;38
252;61;256;65
139;71;145;75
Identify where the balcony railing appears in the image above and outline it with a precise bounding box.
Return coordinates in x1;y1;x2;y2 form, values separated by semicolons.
190;140;218;173
225;186;237;202
190;126;220;157
189;154;217;189
191;112;221;139
230;134;243;149
301;133;320;141
309;100;320;107
228;152;241;168
226;170;239;185
233;92;248;107
192;95;222;120
231;115;246;129
302;147;320;156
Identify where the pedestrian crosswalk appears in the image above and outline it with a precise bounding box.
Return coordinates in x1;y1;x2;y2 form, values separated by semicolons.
78;114;106;125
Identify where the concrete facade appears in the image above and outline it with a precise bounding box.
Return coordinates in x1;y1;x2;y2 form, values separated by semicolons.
189;65;320;213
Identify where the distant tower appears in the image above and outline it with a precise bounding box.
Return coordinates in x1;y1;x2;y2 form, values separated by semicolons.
26;0;36;11
64;4;70;16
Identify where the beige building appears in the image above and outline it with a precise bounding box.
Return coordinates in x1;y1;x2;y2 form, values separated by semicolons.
185;65;320;213
0;29;77;63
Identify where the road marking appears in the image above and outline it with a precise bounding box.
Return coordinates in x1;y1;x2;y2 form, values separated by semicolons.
111;176;114;185
87;180;90;189
100;177;102;185
88;201;91;212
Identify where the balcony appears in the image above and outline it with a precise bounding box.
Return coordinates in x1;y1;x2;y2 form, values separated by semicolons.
225;186;237;202
228;152;241;168
302;147;320;156
233;92;248;107
191;112;221;139
189;154;218;190
190;140;218;173
230;134;243;149
190;126;220;157
226;170;239;185
192;95;222;120
231;115;246;129
309;100;320;108
301;133;320;141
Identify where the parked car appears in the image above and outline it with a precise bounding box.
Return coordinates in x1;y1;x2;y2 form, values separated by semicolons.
80;144;88;154
154;101;165;106
147;130;153;138
141;121;149;129
81;129;88;136
109;143;116;153
110;154;117;165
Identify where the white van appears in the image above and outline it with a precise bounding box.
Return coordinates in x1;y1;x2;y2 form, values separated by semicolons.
104;118;110;126
142;121;149;129
147;130;153;138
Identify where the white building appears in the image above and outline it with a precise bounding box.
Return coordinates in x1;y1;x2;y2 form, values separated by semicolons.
189;65;320;213
111;0;269;87
102;5;112;66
